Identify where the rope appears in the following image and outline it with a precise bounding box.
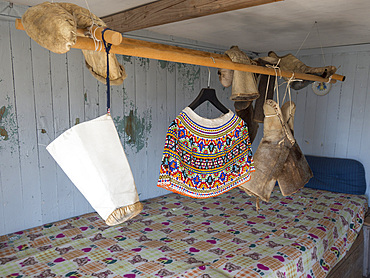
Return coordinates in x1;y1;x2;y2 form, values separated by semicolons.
295;21;316;57
265;59;282;106
89;24;103;51
102;28;112;114
84;0;105;52
265;75;271;102
84;0;96;27
262;59;283;108
283;74;302;116
315;21;327;65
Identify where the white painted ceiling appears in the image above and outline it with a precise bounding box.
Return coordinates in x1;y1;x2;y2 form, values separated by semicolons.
10;0;370;53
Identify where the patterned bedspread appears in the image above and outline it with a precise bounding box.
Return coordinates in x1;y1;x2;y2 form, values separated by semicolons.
0;187;367;278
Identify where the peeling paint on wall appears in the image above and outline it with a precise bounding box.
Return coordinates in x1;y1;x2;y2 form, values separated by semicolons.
138;57;150;69
158;60;175;73
177;63;200;90
122;55;132;64
114;107;152;153
159;60;168;69
122;87;128;102
0;106;8;140
167;62;175;73
0;99;18;149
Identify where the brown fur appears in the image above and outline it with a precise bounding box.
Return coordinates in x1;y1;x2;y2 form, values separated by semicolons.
218;68;233;88
267;51;337;90
22;2;126;85
22;2;76;54
224;46;259;101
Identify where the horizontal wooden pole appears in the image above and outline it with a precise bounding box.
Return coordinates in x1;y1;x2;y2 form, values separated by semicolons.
86;26;122;45
75;36;340;84
102;0;283;33
121;37;343;82
331;73;345;82
15;19;122;45
15;19;344;83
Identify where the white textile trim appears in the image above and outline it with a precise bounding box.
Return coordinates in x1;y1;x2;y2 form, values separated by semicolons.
183;107;234;128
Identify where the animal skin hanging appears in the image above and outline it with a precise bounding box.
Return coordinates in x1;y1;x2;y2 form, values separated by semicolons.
21;2;126;85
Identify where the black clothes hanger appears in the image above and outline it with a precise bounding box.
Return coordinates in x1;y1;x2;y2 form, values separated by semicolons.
188;87;229;114
188;68;229;114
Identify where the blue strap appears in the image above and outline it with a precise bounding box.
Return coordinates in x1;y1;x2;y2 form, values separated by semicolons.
101;28;112;114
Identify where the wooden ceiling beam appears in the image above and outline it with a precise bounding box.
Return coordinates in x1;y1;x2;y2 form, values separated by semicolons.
102;0;283;33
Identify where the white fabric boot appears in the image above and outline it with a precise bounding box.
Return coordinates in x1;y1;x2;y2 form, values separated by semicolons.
47;114;143;226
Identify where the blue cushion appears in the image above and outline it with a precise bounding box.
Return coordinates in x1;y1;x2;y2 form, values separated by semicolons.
305;155;366;195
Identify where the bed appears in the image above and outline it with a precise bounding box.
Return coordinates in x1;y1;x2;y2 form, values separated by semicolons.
0;156;368;278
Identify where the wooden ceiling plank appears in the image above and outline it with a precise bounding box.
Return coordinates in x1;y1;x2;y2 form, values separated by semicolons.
102;0;283;33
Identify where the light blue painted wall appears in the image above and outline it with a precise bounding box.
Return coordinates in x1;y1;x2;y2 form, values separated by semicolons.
1;2;370;236
269;45;370;206
0;16;235;236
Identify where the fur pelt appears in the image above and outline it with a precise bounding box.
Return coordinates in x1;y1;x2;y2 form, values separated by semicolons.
224;46;259;101
22;2;77;54
217;68;233;88
22;2;126;85
266;51;337;90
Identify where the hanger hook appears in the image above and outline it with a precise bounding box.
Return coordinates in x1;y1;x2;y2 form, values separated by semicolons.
207;67;211;88
207;56;215;88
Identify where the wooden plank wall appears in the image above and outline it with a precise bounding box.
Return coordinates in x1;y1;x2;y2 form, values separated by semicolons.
0;20;234;235
272;45;370;206
1;14;370;235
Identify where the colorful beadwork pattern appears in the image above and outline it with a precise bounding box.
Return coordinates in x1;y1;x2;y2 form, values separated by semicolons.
0;187;367;278
157;107;255;198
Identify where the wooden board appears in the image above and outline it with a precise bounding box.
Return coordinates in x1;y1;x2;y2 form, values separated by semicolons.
346;52;370;158
334;52;357;158
152;59;170;198
66;49;91;215
31;39;59;224
311;54;330;156
102;0;282;33
50;52;75;220
322;53;345;157
10;22;42;230
0;21;23;235
2;22;370;236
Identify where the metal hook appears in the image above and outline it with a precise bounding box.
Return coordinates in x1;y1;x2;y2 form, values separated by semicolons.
207;56;216;88
207;67;211;88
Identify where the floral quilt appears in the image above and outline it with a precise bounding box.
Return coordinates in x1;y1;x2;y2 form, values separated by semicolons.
0;187;367;278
